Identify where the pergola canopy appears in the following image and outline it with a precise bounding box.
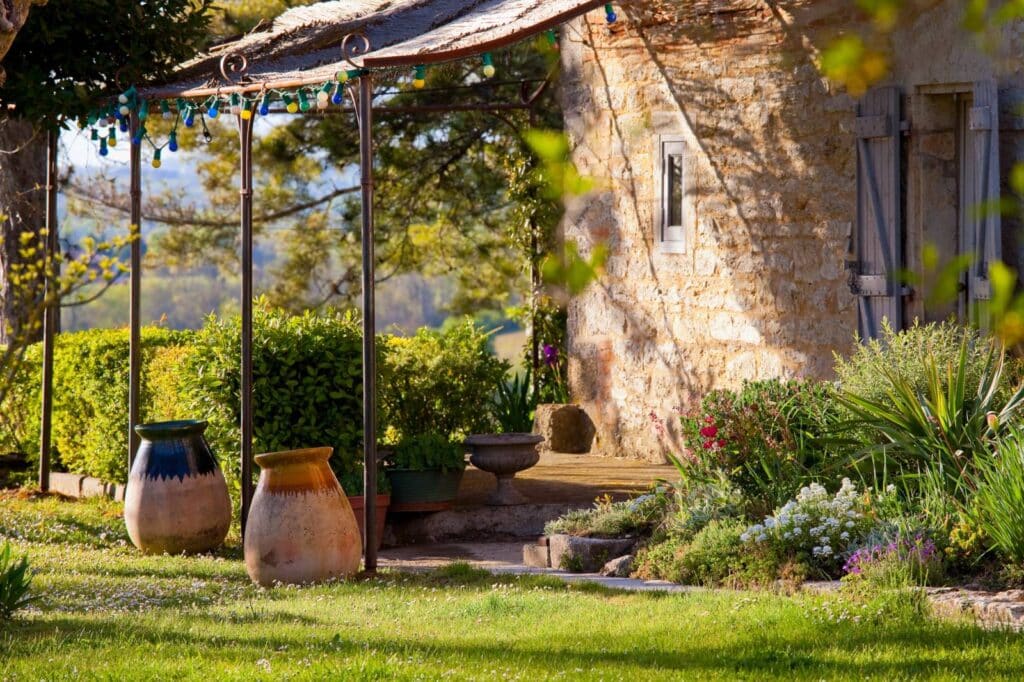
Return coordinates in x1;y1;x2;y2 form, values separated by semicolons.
144;0;608;99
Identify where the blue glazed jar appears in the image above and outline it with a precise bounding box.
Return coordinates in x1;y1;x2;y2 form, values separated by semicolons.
124;420;231;554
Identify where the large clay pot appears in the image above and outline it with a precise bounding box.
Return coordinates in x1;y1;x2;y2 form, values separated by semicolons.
124;420;231;555
347;494;390;552
244;447;362;587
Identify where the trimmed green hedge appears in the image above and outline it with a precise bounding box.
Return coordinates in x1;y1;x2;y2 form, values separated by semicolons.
1;307;506;495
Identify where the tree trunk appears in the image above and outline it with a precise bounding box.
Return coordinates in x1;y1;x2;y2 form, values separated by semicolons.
0;116;47;347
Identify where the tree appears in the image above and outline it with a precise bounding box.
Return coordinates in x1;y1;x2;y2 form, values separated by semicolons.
0;0;212;345
0;0;46;84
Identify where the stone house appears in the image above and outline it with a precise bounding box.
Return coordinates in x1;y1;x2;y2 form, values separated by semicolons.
558;1;1024;460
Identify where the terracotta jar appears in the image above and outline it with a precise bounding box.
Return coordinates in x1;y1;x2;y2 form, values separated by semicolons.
244;447;362;587
124;420;231;555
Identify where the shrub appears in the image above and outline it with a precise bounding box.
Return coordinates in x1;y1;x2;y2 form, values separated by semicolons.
680;379;842;517
834;320;1005;415
176;305;369;491
741;479;872;577
0;541;33;620
382;321;509;442
634;535;687;582
843;535;944;588
0;328;188;483
679;519;778;587
839;338;1024;499
544;492;670;539
387;433;466;472
971;428;1024;567
492;368;537;434
660;472;744;543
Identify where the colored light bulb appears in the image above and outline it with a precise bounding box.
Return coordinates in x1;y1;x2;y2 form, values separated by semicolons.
99;138;108;156
336;70;349;83
168;131;178;152
87;111;99;126
119;104;130;116
208;98;219;119
283;94;298;114
119;118;129;133
108;128;117;147
160;99;172;120
184;108;195;127
413;65;426;89
331;83;343;105
259;93;272;116
132;124;146;146
605;3;617;23
298;89;311;112
152;148;162;169
90;128;99;141
547;29;559;49
230;93;241;115
317;83;331;102
138;100;149;121
482;53;495;78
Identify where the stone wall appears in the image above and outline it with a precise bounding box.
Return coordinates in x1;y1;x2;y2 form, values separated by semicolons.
559;0;1024;460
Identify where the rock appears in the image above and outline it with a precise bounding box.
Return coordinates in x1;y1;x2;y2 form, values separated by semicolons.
533;404;596;454
600;554;634;577
522;543;550;568
547;534;635;573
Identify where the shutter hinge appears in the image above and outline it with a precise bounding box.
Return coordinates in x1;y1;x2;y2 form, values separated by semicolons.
969;106;993;131
849;272;913;298
854;115;892;139
971;276;992;300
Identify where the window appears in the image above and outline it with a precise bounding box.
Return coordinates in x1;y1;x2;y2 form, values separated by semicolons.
656;136;687;253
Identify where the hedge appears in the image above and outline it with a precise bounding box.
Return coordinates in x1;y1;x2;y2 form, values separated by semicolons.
1;307;507;495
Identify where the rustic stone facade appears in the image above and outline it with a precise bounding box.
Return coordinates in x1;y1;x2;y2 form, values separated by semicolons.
559;1;1024;460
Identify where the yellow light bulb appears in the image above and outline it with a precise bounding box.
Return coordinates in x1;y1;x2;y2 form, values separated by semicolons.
108;137;117;147
413;79;426;89
152;158;161;169
286;102;299;113
241;109;252;120
483;64;496;78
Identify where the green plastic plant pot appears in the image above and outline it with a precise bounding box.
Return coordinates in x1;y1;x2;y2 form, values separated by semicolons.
387;468;464;512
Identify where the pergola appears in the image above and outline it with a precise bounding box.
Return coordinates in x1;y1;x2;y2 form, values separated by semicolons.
36;0;614;572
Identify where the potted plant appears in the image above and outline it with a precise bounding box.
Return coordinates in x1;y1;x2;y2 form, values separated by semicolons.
339;466;391;552
384;433;466;512
465;368;544;505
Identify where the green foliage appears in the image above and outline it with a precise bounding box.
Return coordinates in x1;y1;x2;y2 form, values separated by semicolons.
0;0;213;125
634;535;688;582
678;519;777;587
543;492;669;539
660;473;744;543
971;428;1024;566
176;305;369;491
833;320;1004;418
0;541;33;621
382;321;509;442
839;337;1024;499
387;433;466;473
680;379;842;517
492;368;537;434
0;327;188;482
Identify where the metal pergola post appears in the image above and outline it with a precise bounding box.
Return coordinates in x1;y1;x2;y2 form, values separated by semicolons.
128;114;142;466
239;113;256;535
38;129;59;491
358;72;378;572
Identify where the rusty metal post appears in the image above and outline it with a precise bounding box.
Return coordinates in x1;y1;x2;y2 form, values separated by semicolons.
38;129;59;491
238;113;256;534
128;114;142;467
358;73;378;572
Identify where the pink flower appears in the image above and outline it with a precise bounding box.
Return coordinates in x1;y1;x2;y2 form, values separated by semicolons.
704;415;715;424
699;425;718;438
715;438;726;449
702;440;714;450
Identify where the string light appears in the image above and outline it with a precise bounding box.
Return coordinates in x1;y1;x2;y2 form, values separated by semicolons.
547;29;559;49
160;99;172;120
298;89;311;112
482;53;495;78
138;100;149;121
132;123;146;146
331;83;344;105
184;106;195;128
230;93;241;116
168;131;178;152
107;128;117;148
99;137;108;157
119;118;129;133
241;99;253;120
259;92;273;116
208;97;220;119
283;93;298;113
90;128;99;141
605;3;617;23
316;83;331;109
413;65;426;89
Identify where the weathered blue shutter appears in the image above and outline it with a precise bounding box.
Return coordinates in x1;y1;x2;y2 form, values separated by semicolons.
854;86;903;340
964;79;1001;326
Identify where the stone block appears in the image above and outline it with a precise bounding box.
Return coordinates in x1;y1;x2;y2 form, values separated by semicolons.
522;543;550;568
80;476;110;498
548;534;636;573
533;404;596;454
600;554;634;578
48;472;84;498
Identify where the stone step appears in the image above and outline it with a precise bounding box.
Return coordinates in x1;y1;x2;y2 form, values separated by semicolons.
382;502;588;545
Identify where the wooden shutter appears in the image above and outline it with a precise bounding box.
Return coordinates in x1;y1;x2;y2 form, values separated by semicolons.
963;79;1001;326
854;86;903;340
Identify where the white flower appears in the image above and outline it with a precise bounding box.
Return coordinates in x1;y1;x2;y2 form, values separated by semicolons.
845;520;855;528
886;484;896;494
792;527;802;535
820;545;833;556
810;526;822;537
756;534;767;542
820;537;830;545
740;533;750;542
840;532;850;540
765;518;776;529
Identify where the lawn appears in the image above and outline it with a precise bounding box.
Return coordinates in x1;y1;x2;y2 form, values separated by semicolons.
1;494;1023;681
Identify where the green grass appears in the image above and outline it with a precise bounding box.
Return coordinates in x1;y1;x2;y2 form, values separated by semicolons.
2;494;1023;680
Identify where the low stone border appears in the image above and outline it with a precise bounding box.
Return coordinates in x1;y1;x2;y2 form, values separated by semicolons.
525;534;635;572
926;587;1024;631
47;472;125;502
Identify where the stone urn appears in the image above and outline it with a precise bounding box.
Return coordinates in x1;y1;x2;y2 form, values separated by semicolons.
244;447;362;587
124;420;231;555
464;433;544;505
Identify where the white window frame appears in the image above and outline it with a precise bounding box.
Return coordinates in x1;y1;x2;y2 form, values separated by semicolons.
655;135;688;254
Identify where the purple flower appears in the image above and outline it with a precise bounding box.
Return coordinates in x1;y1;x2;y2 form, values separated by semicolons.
542;344;559;368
